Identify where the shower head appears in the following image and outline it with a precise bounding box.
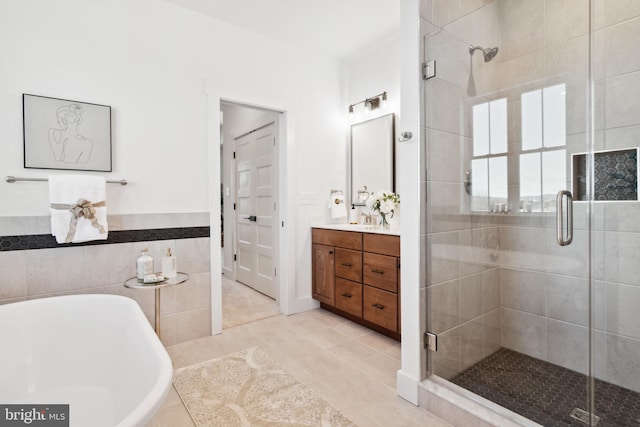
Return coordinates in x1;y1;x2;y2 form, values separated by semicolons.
469;45;499;62
483;47;499;62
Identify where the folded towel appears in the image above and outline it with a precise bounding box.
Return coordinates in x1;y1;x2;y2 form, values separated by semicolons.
330;192;347;219
49;175;108;244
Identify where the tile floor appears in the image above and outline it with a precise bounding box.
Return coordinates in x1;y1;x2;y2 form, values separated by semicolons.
221;275;280;329
148;278;451;427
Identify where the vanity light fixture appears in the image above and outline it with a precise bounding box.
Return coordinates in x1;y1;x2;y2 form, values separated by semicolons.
348;91;388;118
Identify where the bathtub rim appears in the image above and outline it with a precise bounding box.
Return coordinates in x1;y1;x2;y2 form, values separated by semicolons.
0;293;174;427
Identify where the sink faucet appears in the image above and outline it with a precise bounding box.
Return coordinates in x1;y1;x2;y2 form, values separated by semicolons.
360;213;372;225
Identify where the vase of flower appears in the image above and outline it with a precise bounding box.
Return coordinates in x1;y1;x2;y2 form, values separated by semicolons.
387;205;400;231
365;190;400;230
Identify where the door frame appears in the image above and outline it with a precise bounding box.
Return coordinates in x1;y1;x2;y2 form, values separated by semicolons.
206;79;295;335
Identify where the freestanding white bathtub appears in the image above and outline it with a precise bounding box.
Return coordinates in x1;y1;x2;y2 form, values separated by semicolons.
0;294;173;427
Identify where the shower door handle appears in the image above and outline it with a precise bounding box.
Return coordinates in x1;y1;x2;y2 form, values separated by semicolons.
556;190;573;246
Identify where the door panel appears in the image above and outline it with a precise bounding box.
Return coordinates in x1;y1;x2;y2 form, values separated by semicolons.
254;132;275;296
235;122;278;299
236;133;255;286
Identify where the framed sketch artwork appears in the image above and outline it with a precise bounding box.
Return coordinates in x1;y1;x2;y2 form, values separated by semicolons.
23;94;112;171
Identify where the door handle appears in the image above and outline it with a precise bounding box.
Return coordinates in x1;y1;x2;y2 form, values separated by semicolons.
556;190;573;246
244;215;257;222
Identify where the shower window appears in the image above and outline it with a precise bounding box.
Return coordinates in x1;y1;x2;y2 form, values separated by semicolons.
519;84;567;212
471;98;507;211
471;86;567;213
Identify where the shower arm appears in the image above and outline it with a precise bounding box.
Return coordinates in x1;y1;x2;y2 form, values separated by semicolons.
468;46;482;56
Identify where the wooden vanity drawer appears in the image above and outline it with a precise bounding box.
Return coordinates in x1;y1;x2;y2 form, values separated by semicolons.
363;252;398;293
335;248;362;282
312;229;362;250
363;233;400;257
363;285;397;332
335;278;362;317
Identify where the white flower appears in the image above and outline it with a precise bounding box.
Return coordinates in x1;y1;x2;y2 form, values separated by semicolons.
366;189;400;218
380;200;395;214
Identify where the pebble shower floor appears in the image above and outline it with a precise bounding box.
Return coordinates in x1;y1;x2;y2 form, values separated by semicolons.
451;348;640;427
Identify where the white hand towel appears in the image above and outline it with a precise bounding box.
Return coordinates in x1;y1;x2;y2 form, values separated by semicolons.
49;175;108;244
330;193;347;219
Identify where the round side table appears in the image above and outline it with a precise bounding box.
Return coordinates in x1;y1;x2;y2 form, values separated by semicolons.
124;272;190;339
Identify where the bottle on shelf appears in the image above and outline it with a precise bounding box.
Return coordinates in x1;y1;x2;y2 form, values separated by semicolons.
136;248;154;281
161;248;177;279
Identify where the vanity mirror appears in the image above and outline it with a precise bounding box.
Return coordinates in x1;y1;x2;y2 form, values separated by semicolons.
350;113;395;205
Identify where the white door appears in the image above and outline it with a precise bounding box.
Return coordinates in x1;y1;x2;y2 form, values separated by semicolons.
235;122;277;299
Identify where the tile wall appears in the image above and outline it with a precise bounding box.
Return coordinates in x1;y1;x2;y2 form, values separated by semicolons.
422;0;640;395
0;213;212;346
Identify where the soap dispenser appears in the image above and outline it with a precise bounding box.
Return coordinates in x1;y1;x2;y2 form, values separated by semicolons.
161;248;177;278
136;248;154;281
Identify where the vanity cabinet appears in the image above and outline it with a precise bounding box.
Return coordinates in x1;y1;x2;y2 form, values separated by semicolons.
311;243;335;305
312;228;400;340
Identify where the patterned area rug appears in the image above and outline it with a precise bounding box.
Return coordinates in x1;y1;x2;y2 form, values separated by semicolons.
173;347;358;427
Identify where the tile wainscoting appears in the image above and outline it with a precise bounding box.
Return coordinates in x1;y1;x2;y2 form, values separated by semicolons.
0;213;212;346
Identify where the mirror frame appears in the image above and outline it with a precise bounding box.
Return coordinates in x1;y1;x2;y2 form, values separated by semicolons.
349;113;395;206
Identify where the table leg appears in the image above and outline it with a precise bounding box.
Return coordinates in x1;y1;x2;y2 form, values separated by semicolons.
155;288;161;338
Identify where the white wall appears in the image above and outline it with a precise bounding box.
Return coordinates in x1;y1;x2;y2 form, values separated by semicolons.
397;0;422;405
347;36;401;125
344;21;424;406
345;35;400;222
0;0;347;313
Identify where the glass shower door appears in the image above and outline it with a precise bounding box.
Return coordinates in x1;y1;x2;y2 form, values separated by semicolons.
420;0;611;425
590;1;640;425
423;0;640;424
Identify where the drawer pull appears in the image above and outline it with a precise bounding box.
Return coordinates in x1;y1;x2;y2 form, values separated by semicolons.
329;251;334;254
341;292;353;298
371;303;385;310
371;269;385;275
341;263;352;267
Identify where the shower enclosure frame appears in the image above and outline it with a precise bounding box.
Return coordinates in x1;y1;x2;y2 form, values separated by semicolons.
419;0;640;426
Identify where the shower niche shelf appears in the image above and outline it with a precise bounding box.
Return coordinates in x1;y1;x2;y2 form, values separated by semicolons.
572;148;639;201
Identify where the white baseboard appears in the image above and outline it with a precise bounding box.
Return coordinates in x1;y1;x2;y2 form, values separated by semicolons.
396;369;420;405
289;296;320;315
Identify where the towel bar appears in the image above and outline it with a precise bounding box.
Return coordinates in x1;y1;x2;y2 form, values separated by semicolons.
5;176;128;186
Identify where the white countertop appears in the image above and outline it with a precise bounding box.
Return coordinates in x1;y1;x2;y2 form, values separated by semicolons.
312;223;400;236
